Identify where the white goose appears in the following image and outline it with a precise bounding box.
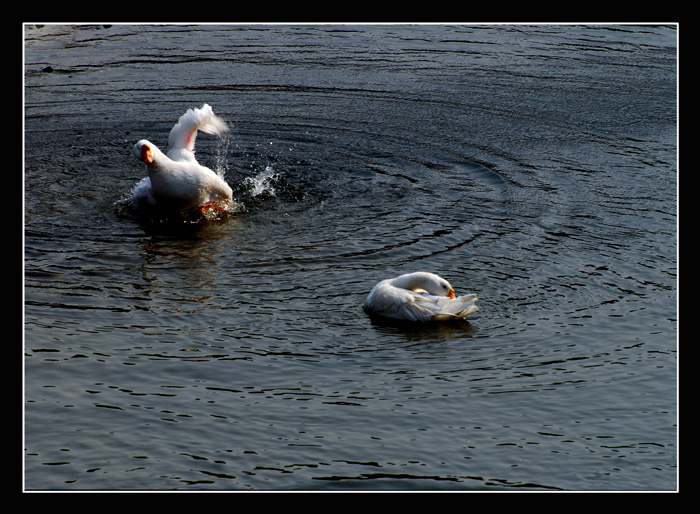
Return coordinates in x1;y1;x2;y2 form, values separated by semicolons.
364;272;479;322
133;103;233;214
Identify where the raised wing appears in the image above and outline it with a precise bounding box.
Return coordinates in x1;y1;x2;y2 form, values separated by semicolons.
167;104;228;162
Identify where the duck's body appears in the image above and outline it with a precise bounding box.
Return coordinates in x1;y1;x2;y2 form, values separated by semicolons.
364;272;478;323
134;141;232;211
133;104;232;213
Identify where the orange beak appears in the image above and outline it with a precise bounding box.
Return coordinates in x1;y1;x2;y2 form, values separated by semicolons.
447;288;455;299
141;144;153;164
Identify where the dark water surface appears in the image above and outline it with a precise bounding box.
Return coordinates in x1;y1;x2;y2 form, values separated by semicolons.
24;24;677;491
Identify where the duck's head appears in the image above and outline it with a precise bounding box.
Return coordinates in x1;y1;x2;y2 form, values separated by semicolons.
417;272;455;298
134;140;154;165
438;278;456;299
398;272;456;298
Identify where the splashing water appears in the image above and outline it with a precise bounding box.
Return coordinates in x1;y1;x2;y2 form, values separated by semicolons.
243;165;279;198
119;130;280;224
213;131;233;180
214;131;280;200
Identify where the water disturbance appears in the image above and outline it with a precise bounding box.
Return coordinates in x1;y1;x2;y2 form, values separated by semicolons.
24;24;677;491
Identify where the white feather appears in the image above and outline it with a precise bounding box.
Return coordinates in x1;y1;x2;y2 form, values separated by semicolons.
167;103;229;163
364;272;479;322
132;104;232;212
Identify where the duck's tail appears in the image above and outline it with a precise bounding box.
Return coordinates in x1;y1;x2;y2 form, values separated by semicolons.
431;294;479;321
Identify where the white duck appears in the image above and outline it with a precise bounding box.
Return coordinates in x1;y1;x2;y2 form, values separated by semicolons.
133;103;233;214
364;272;479;323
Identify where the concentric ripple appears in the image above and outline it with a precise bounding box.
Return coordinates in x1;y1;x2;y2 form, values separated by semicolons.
24;24;677;491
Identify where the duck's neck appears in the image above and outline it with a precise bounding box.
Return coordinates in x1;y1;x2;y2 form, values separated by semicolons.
147;146;174;174
393;272;434;293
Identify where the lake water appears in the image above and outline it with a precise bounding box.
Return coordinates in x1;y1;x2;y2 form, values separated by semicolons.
23;23;677;491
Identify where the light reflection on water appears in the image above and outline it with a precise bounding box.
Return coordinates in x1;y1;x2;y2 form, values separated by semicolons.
24;24;676;491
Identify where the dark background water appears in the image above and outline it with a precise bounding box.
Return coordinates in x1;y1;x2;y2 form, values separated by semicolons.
23;24;677;491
